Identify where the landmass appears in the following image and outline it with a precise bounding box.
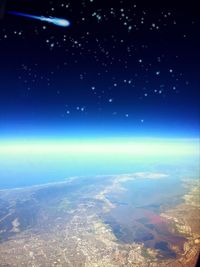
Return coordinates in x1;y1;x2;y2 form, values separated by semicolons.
0;172;199;266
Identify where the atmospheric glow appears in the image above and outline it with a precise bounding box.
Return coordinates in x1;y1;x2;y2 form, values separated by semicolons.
0;139;198;156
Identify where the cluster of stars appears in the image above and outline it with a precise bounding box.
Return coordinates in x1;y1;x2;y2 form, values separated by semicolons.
0;0;197;125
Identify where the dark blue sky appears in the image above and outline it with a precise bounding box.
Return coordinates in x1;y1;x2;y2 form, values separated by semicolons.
0;0;199;139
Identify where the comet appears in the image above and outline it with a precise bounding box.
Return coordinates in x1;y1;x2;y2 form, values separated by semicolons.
8;11;70;27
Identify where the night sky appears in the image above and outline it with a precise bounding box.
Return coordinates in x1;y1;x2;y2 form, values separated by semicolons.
0;0;199;139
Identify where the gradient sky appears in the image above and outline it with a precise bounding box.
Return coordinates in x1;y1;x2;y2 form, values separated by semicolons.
0;0;199;139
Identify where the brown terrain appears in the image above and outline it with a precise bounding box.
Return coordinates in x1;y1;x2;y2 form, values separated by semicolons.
0;173;199;267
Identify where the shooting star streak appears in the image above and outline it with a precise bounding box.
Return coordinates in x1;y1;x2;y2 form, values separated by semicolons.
8;11;70;27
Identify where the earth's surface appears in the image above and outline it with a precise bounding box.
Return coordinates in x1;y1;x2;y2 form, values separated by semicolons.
0;166;199;267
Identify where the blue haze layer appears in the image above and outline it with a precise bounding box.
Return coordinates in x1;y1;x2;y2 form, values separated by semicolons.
0;137;199;189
